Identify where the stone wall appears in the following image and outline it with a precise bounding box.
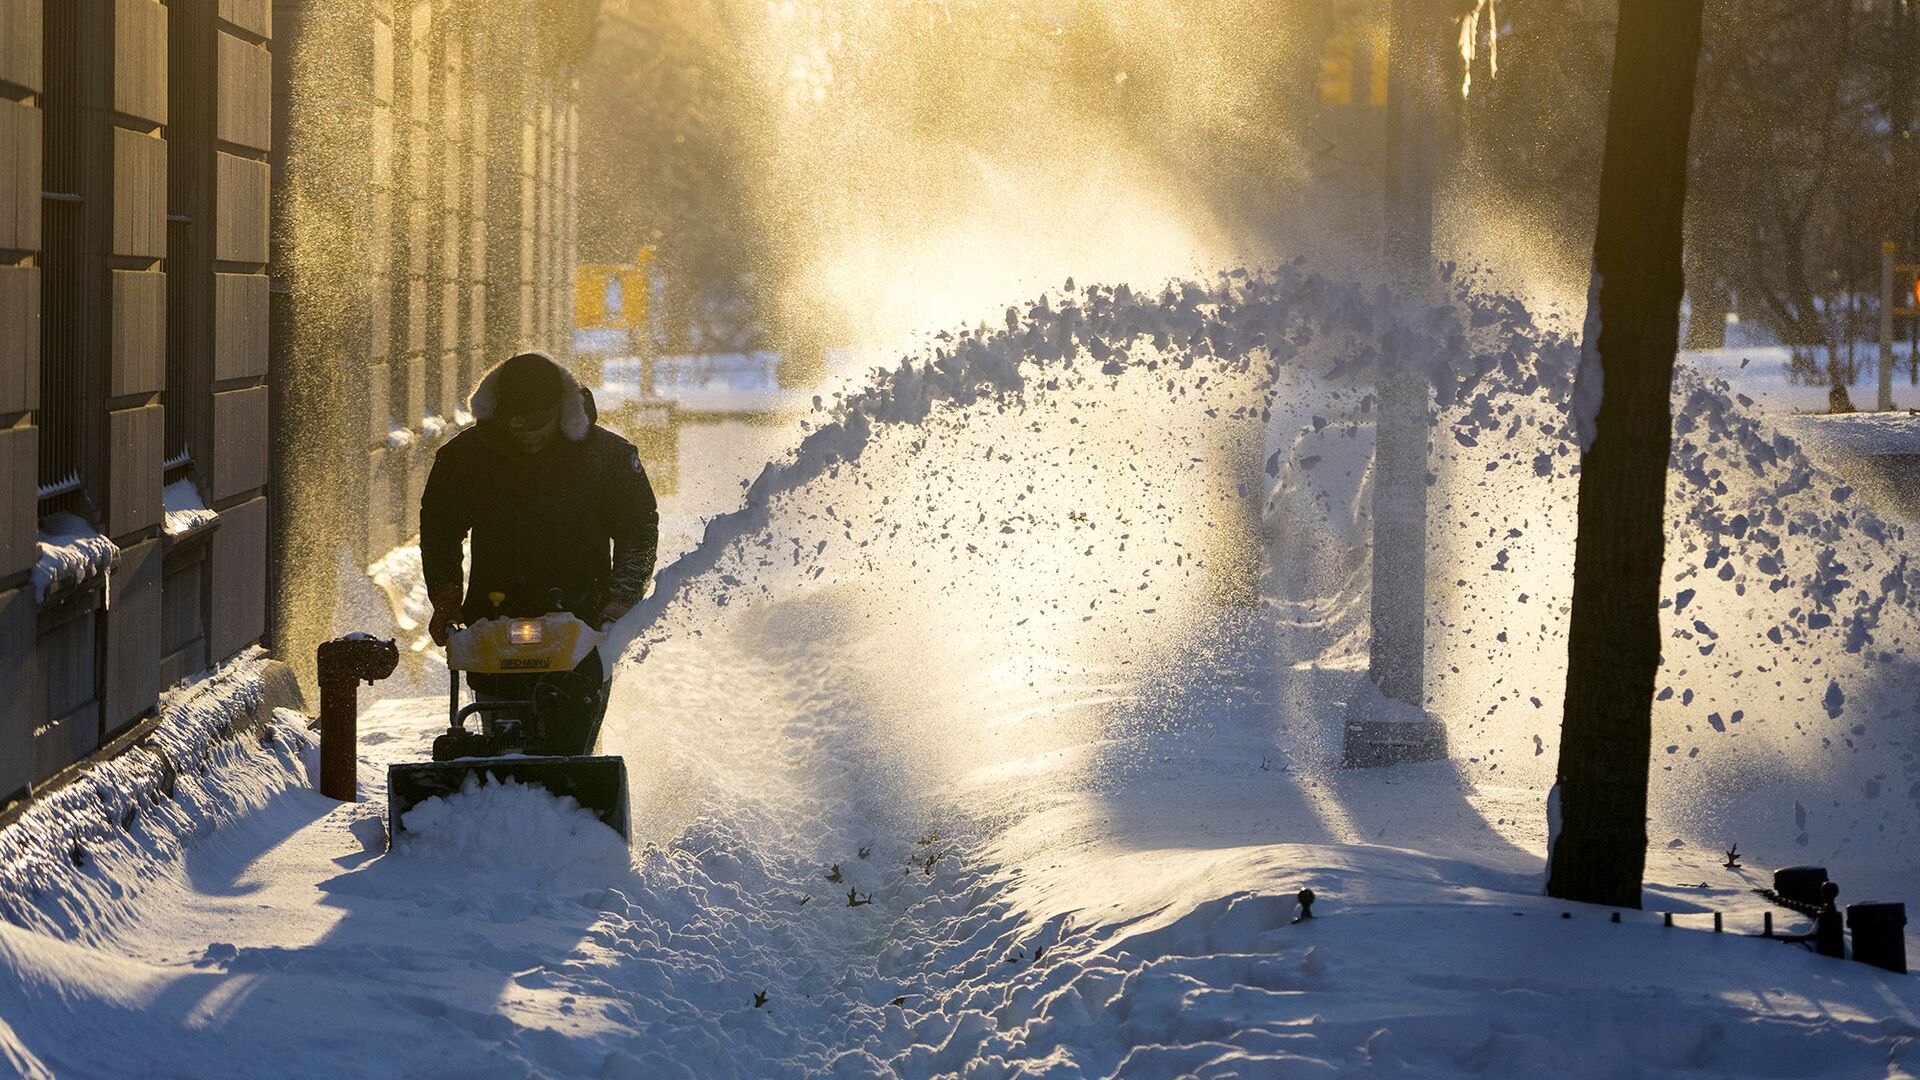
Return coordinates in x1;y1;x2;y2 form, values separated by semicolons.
0;0;273;811
0;1;591;806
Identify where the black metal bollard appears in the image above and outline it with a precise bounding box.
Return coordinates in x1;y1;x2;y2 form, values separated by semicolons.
1812;882;1846;960
1847;903;1908;974
1773;866;1829;908
316;635;400;801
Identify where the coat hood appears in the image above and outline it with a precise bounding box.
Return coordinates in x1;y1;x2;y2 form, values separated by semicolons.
468;353;591;442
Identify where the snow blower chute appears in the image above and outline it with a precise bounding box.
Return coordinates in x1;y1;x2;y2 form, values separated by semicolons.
388;604;630;846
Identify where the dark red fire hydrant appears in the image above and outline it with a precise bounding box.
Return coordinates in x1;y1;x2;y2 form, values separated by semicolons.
316;635;399;801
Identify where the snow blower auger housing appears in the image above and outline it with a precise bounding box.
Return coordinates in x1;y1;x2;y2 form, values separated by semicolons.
387;607;630;847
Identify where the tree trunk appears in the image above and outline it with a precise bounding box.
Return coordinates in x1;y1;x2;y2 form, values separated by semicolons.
1546;0;1706;910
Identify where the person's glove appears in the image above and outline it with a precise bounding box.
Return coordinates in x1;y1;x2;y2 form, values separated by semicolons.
428;585;465;647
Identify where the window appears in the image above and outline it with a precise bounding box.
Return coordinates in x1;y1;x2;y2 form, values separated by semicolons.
38;0;85;514
166;0;212;482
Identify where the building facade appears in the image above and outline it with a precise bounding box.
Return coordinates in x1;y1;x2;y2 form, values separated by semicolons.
0;0;590;811
1;0;274;811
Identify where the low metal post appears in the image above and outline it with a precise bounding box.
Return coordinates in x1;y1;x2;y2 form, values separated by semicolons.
316;636;400;801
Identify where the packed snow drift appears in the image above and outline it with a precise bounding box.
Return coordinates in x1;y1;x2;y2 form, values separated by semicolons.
2;268;1918;1078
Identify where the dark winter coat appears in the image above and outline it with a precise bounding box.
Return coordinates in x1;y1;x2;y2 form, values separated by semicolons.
420;361;660;625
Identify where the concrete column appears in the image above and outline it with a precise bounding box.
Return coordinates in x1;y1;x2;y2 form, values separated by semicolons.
1346;0;1448;768
1881;241;1897;413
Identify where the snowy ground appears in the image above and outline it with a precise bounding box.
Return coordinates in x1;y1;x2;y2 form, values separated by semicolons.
1684;342;1920;416
4;271;1919;1078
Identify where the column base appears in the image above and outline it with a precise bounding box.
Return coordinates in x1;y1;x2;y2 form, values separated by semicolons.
1341;682;1448;769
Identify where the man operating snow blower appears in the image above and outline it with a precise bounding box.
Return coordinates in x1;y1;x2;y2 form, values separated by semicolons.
386;352;658;844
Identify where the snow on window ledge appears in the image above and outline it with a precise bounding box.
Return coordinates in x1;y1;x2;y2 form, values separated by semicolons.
162;479;221;542
32;513;120;607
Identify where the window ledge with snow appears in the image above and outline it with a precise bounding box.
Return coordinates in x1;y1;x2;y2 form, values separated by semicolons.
33;513;120;608
162;479;221;545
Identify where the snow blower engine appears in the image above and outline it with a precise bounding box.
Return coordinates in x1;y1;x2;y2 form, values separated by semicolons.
387;592;630;847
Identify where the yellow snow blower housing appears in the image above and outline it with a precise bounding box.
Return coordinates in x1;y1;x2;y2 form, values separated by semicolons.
447;611;603;673
387;610;630;848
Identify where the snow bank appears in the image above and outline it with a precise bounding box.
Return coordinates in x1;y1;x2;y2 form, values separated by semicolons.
397;774;629;874
0;654;311;940
30;513;118;605
1780;411;1920;458
1685;343;1920;415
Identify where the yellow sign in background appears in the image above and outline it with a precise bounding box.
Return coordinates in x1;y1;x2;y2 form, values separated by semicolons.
577;246;657;330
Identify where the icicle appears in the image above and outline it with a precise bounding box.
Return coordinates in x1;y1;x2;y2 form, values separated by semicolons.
1488;0;1499;84
1459;0;1498;99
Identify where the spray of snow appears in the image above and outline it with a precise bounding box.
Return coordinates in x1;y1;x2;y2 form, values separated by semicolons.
602;260;1920;888
604;265;1486;665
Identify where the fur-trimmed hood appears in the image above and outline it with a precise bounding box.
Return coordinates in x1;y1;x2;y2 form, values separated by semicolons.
468;353;591;442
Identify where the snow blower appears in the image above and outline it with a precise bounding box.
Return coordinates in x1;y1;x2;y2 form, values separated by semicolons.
387;600;630;846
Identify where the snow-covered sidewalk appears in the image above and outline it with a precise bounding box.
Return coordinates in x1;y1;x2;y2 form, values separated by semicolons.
3;614;1914;1078
5;271;1920;1077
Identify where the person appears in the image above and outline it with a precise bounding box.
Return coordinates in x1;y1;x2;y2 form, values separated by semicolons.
420;352;659;755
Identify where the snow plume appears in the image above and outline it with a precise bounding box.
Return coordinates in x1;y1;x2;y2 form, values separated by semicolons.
609;261;1920;891
1419;332;1920;880
0;655;312;941
706;2;1397;357
606;263;1504;665
579;265;1920;1074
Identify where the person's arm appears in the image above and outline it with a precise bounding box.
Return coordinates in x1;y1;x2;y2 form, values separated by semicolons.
419;444;470;641
602;444;660;623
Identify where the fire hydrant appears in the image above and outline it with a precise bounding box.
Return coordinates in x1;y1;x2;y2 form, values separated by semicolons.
316;635;399;801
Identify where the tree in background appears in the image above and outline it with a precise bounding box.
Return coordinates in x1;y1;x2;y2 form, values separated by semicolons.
1458;0;1915;392
1546;0;1707;909
578;0;768;354
1687;0;1918;400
